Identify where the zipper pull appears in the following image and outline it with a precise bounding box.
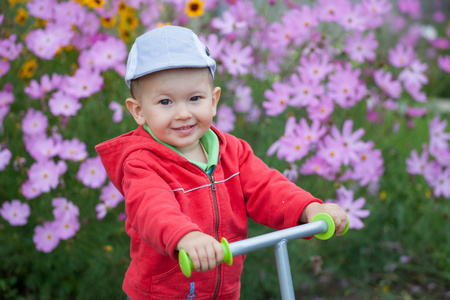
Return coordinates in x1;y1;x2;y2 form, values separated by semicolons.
209;175;216;191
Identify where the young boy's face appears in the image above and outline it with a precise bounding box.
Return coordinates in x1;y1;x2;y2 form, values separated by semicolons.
126;68;221;154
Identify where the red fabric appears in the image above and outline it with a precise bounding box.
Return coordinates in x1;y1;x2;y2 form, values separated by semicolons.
95;126;322;300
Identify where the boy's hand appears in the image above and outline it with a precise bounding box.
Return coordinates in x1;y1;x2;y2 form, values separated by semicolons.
176;231;224;272
301;202;348;236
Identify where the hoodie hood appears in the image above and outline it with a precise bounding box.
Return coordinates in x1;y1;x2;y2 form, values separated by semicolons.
95;125;225;195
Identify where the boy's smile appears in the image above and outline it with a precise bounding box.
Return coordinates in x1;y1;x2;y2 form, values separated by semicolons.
126;68;221;157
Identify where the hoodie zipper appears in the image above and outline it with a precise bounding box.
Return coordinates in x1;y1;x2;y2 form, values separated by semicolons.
208;169;221;300
191;162;221;300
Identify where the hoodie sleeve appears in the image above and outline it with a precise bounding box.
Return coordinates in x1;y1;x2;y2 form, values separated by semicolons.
123;157;202;259
235;138;323;230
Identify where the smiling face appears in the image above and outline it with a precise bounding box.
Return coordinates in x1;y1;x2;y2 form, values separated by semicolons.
126;68;221;155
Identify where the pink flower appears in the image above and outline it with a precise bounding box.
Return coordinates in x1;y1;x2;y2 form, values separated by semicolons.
330;120;367;166
25;136;61;162
307;96;334;121
317;135;345;168
59;138;88;161
298;53;333;83
199;34;225;61
28;159;65;193
350;142;384;186
109;101;123;123
300;155;335;180
373;69;402;99
318;0;352;23
406;146;428;175
438;55;450;73
398;59;428;88
77;156;107;188
79;12;100;36
289;73;324;107
263;82;291;116
21;108;48;137
27;0;56;20
330;186;370;230
340;3;368;31
0;34;23;60
283;164;299;182
0;61;10;77
388;44;416;68
328;63;367;108
89;36;127;72
54;217;80;240
397;0;421;19
53;1;85;27
344;31;378;63
0;88;14;107
52;198;79;220
0;200;30;226
49;91;81;117
221;41;254;76
429;117;450;152
63;68;104;99
232;84;253;113
213;105;236;133
211;10;247;38
0;146;11;171
430;167;450;198
24;73;62;99
33;221;60;253
21;180;42;200
362;0;392;15
429;38;449;50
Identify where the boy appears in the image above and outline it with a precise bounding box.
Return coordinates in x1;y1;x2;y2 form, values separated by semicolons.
95;25;347;300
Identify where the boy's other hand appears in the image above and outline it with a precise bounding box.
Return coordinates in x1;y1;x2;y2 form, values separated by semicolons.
301;202;348;236
176;231;224;272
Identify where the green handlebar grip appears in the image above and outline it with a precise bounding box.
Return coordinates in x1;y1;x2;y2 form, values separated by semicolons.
179;237;233;278
312;213;350;240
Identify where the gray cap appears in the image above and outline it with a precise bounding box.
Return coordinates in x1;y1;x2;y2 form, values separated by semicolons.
125;25;216;88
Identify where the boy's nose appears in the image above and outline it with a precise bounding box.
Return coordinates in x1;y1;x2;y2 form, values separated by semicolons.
174;103;192;120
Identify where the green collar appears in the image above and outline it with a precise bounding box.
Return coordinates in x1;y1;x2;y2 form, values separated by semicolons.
143;124;219;173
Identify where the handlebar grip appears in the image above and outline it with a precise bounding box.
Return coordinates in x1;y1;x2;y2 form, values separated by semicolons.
312;213;350;240
179;237;233;278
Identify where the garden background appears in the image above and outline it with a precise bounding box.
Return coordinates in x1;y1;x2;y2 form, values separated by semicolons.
1;0;449;299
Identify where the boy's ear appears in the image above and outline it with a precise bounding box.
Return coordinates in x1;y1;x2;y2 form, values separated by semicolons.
125;98;146;126
211;87;221;117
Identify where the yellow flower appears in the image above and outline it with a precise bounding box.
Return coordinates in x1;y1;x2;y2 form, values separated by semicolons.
84;0;106;9
185;0;204;18
15;7;28;26
120;10;139;31
379;190;386;201
118;26;132;42
425;189;431;199
101;16;117;28
19;59;37;79
103;245;113;252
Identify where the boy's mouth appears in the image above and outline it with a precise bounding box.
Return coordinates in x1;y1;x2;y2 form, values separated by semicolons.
173;125;195;131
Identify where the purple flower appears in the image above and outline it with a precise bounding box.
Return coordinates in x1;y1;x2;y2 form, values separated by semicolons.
398;59;428;88
33;221;60;253
263;82;291;116
340;3;369;31
300;154;336;180
62;68;104;99
95;203;108;220
79;12;100;36
406;146;428;175
59;138;88;161
53;1;85;27
199;34;225;62
88;36;128;72
388;44;416;68
0;200;30;226
21;180;42;200
100;181;124;208
109;101;123;123
77;156;107;188
430;167;450;198
344;31;378;63
330;120;366;166
350;142;385;186
211;10;247;38
24;136;61;162
233;84;253;113
0;34;23;60
27;0;56;20
373;69;402;99
21;108;48;137
283;164;299;182
398;0;421;19
0;60;10;77
221;41;254;76
49;91;81;117
0;88;14;107
327;63;367;108
438;55;450;73
54;217;80;240
213;105;236;133
28;159;66;193
331;186;370;229
289;73;324;107
0;145;11;171
307;96;334;121
299;53;333;83
362;0;392;15
318;0;351;23
429;117;450;152
25;26;63;60
52;198;79;220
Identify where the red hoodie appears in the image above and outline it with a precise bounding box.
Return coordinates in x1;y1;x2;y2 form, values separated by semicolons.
95;125;322;300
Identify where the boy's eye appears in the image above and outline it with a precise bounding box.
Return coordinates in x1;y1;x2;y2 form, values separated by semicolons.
160;99;171;105
190;96;200;101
